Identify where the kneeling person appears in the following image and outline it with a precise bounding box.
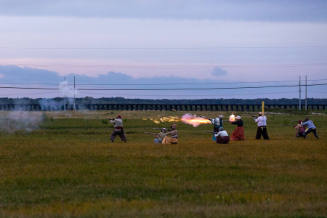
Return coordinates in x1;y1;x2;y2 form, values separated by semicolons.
216;127;230;144
162;124;178;144
154;128;167;144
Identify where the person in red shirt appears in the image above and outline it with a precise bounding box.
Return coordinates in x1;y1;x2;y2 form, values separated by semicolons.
294;120;305;137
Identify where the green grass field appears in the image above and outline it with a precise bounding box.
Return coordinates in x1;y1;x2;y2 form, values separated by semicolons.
0;111;326;217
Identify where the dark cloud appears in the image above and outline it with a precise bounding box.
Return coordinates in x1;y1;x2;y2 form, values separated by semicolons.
0;0;326;22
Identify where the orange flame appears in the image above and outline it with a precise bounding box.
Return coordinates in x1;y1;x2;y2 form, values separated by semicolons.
148;116;180;124
181;114;211;127
229;114;235;122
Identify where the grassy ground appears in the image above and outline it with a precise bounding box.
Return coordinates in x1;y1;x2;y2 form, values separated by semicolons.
0;111;326;217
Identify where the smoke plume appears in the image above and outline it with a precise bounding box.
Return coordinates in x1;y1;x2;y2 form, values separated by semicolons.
0;111;45;133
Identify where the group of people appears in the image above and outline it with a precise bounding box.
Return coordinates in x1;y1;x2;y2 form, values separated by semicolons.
211;114;245;144
212;112;320;143
109;113;319;144
294;118;319;139
109;115;179;144
154;124;178;144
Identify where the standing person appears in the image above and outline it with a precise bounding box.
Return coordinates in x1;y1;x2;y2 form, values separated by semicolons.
231;115;245;140
110;115;127;142
294;120;305;137
162;124;178;144
302;118;319;139
211;115;223;134
215;127;230;144
254;112;269;140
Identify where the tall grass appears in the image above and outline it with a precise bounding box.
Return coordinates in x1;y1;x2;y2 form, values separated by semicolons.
0;111;326;217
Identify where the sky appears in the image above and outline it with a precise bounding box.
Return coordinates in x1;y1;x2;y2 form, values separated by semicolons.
0;0;327;99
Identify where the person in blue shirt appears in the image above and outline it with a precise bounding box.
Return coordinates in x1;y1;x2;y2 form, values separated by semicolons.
302;118;319;139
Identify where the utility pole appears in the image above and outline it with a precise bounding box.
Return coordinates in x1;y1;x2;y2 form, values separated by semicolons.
73;75;76;111
63;77;66;111
305;75;308;111
298;76;301;111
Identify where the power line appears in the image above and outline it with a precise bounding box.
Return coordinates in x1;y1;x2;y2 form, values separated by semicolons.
2;45;327;50
78;90;295;97
75;80;299;86
0;86;57;90
0;79;326;87
0;82;326;91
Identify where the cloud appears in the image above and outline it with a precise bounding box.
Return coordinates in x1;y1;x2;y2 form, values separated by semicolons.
211;66;228;77
0;65;326;99
0;65;211;84
0;65;62;84
0;0;326;22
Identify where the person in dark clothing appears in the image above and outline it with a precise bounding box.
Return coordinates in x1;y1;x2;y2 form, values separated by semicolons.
231;115;245;140
211;115;223;134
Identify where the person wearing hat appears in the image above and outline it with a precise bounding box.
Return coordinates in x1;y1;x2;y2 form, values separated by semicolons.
254;112;269;140
215;127;230;144
230;115;245;140
110;115;127;142
211;115;224;141
154;128;167;144
162;124;178;144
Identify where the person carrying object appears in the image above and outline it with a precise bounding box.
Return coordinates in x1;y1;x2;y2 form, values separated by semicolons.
154;128;167;144
211;115;223;134
110;115;127;142
302;118;319;139
231;115;245;141
254;112;269;140
162;124;178;144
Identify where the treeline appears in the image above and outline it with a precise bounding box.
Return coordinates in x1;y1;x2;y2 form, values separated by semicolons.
1;97;327;105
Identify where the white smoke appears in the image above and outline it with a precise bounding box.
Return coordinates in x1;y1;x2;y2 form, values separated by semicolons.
59;80;78;98
58;80;79;110
39;98;65;111
0;111;45;133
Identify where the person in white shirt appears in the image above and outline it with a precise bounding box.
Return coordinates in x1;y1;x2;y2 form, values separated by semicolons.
254;112;269;140
211;115;223;134
215;127;230;144
110;115;127;142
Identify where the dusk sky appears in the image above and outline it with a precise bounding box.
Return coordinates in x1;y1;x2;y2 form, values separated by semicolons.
0;0;327;98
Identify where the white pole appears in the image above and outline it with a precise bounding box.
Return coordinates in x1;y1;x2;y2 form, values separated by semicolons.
73;75;76;111
299;76;301;111
305;75;308;111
